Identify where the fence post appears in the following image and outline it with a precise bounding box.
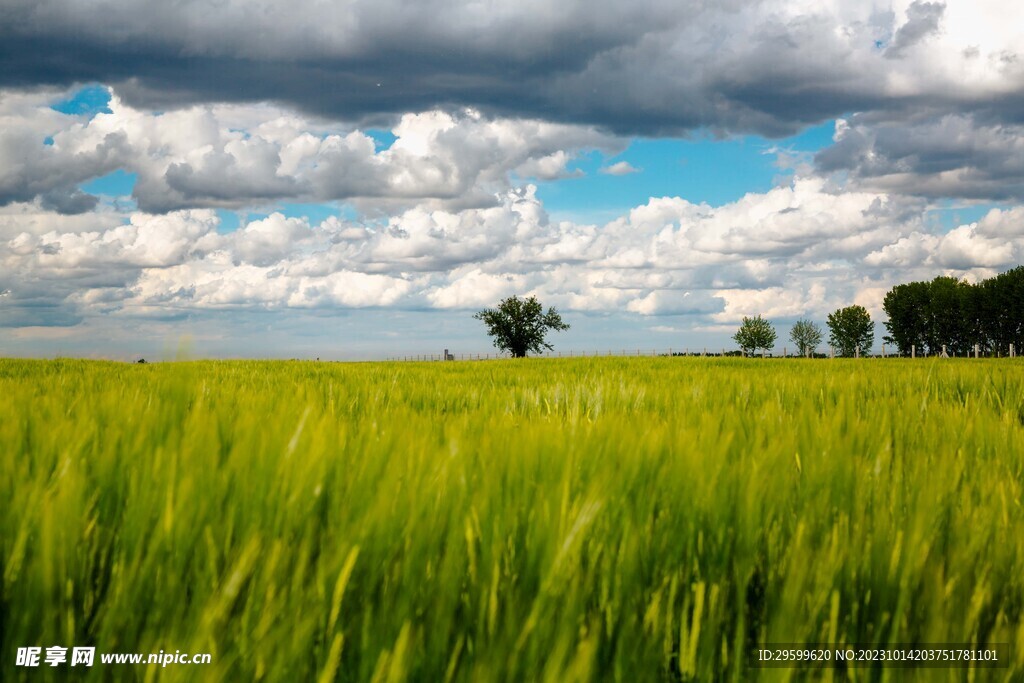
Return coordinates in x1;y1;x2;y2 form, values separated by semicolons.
1011;343;1016;358
974;343;979;359
911;344;915;359
855;345;860;359
830;345;834;359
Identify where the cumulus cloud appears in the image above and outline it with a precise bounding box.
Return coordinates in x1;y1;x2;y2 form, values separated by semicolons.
0;90;620;213
864;219;1021;270
0;205;220;326
515;151;585;180
600;161;641;176
975;206;1024;237
5;173;1022;331
0;90;128;213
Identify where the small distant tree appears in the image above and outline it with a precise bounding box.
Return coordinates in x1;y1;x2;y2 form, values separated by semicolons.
474;295;570;358
789;319;823;357
733;315;777;357
827;305;874;357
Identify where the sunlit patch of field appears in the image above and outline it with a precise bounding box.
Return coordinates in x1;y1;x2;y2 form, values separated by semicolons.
2;358;1023;682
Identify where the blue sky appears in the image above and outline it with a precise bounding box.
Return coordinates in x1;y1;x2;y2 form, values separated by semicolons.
536;123;838;223
2;1;1023;359
50;84;113;117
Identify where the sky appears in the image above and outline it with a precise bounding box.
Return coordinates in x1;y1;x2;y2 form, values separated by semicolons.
1;0;1023;360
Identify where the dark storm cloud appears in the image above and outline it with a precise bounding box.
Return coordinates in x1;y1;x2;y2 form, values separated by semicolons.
0;0;682;131
2;0;1017;139
884;1;945;58
40;188;100;214
816;114;1024;201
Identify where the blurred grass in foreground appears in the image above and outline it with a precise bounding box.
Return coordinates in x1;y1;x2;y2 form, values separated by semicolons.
1;357;1023;682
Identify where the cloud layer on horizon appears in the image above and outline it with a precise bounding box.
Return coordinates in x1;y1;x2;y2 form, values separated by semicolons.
4;176;1021;330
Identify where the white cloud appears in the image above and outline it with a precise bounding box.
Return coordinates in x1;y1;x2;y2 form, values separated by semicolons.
864;220;1021;270
515;151;584;180
0;90;622;213
231;214;314;266
713;287;814;321
5;172;1022;333
600;161;641;176
935;224;1018;268
976;207;1024;238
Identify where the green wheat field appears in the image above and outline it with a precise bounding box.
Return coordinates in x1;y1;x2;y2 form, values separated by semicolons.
2;357;1023;682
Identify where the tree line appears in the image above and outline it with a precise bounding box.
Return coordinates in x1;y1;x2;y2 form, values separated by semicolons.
733;266;1024;358
882;266;1023;356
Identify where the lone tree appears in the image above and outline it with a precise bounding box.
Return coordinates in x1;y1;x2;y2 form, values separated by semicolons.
733;315;777;357
789;319;823;357
474;295;569;358
827;305;874;357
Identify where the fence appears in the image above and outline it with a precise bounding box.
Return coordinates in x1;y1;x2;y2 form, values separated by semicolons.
386;343;1017;362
